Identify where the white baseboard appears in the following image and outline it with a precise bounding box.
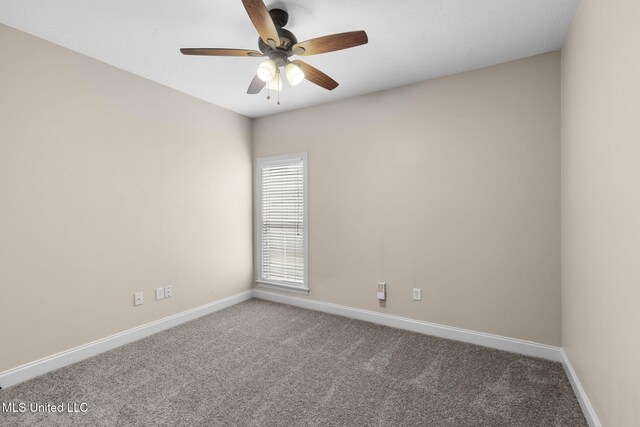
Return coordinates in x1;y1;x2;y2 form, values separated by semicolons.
253;289;563;362
560;350;601;427
3;288;599;427
0;290;253;389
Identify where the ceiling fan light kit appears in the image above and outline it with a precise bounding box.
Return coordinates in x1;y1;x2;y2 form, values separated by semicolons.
257;59;276;82
285;62;304;86
266;69;283;92
180;0;368;103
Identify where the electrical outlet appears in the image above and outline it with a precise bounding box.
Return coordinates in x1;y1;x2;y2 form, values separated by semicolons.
377;282;387;300
164;285;173;298
413;288;422;301
134;292;143;306
155;287;165;300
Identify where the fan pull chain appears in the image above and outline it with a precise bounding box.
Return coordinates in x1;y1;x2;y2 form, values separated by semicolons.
266;84;270;100
277;90;280;106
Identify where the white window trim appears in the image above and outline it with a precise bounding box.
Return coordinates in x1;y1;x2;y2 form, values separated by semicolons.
255;152;309;294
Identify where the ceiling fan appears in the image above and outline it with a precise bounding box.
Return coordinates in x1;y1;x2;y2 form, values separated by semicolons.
180;0;368;96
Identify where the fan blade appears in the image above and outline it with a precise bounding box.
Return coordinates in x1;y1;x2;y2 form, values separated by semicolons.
247;75;267;94
291;60;339;90
292;31;368;56
180;48;263;57
241;0;280;47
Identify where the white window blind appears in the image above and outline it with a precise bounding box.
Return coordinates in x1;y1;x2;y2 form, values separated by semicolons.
257;153;307;290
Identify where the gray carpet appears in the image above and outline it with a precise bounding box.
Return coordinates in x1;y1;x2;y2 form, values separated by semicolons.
1;299;586;426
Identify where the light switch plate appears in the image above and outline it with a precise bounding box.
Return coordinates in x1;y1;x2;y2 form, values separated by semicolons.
155;287;165;300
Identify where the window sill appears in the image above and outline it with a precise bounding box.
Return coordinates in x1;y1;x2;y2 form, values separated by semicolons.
256;281;310;295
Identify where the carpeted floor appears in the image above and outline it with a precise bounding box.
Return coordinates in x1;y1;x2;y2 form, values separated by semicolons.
1;299;587;426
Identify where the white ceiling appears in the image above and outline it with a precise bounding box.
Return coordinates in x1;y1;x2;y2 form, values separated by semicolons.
0;0;579;118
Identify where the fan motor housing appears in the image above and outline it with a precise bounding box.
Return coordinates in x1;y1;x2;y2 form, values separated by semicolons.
258;9;297;55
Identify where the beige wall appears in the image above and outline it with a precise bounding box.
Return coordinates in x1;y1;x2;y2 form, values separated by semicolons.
0;24;253;372
562;1;640;426
254;52;561;346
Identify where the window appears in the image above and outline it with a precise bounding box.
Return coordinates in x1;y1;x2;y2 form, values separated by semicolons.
256;153;308;293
